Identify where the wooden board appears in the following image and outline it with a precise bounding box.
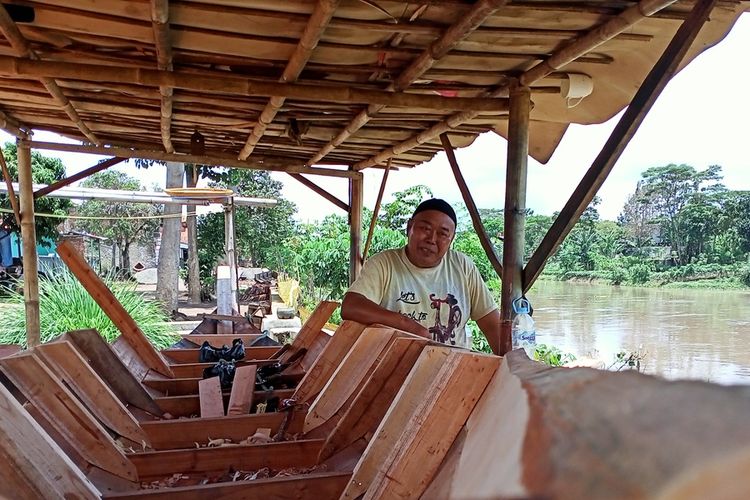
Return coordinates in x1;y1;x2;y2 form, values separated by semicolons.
180;333;262;346
0;383;101;499
304;327;396;433
341;346;500;499
60;329;162;416
0;352;138;481
300;329;332;372
292;320;366;404
154;388;294;418
140;412;303;451
111;335;152;382
319;337;428;461
198;376;224;418
227;365;257;416
57;240;174;378
102;471;350;499
35;341;150;446
162;346;280;364
168;358;278;378
280;300;338;364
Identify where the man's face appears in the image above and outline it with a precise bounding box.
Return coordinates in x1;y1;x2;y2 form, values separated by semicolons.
405;209;456;268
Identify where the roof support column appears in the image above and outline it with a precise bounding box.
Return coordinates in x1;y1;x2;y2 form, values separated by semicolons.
349;170;363;284
500;83;530;355
17;138;40;347
361;159;391;263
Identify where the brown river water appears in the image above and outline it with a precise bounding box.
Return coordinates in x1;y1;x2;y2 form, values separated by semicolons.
527;281;750;385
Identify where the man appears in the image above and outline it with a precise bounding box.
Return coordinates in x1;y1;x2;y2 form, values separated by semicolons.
341;198;501;354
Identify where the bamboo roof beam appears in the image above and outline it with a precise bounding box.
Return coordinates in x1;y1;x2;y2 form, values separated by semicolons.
0;56;509;113
238;0;340;161
306;0;509;166
29;140;358;179
352;0;678;169
0;109;26;138
33;157;125;199
0;6;100;145
151;0;175;154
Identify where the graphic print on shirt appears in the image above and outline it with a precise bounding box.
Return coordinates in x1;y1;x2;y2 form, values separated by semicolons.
428;293;463;345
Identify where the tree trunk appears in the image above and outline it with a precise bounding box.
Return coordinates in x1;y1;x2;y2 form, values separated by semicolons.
185;164;201;303
121;241;131;277
156;162;184;313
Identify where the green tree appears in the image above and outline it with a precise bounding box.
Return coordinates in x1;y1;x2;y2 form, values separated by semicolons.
76;170;161;273
380;185;433;232
0;142;72;241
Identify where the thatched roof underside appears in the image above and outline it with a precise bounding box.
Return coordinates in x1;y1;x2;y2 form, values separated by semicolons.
0;0;747;172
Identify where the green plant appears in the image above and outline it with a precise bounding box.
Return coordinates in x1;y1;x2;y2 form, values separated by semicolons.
627;263;651;284
740;265;750;287
469;321;493;353
0;270;178;348
533;343;576;366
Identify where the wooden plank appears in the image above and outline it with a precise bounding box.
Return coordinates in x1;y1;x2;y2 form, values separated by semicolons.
35;341;150;446
141;412;304;451
144;372;304;396
304;327;396;432
154;388;294;418
198;376;224;418
300;328;332;372
130;439;324;480
319;337;428;461
168;358;278;378
111;335;151;381
227;365;257;416
56;239;174;377
102;471;350;499
341;347;500;499
161;346;280;364
0;383;100;499
61;330;162;416
0;352;138;481
292;320;366;404
280;300;339;363
180;333;261;345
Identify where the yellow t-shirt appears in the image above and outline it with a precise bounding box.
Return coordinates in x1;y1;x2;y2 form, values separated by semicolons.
347;248;497;348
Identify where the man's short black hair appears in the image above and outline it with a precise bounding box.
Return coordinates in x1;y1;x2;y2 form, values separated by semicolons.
412;198;457;227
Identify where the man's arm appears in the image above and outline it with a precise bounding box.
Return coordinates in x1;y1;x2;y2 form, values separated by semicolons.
475;308;502;355
341;292;429;338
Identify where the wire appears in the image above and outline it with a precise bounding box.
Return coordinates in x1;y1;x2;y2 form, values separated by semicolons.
0;207;200;221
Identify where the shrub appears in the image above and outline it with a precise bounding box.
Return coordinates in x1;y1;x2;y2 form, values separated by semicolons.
740;265;750;287
627;263;651;284
0;270;178;348
533;344;576;366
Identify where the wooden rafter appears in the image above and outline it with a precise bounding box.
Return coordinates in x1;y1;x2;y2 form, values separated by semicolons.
288;173;349;212
0;55;509;113
238;0;340;161
0;142;21;227
0;108;26;138
151;0;175;153
440;133;503;278
352;0;679;169
306;0;509;166
523;0;718;293
0;6;100;145
33;157;125;199
361;158;391;263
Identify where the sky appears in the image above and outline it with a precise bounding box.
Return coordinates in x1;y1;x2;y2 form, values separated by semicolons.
2;13;748;222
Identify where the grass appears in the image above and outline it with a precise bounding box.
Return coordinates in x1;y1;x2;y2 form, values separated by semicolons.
0;270;179;349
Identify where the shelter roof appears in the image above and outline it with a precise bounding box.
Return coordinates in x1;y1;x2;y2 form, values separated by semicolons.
0;1;747;172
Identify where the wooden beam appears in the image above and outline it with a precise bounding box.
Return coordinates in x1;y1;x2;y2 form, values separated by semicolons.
238;0;340;160
523;0;717;292
352;0;677;169
17;138;40;347
306;0;509;165
161;346;279;364
0;108;26;138
361;158;391;263
349;170;363;283
153;388;294;418
0;55;511;112
198;376;224;418
56;240;175;378
34;157;125;199
0;142;20;227
227;365;257;416
279;300;339;364
499;84;530;356
0;7;100;145
30;140;359;179
441;133;503;278
151;0;175;153
288;173;349;212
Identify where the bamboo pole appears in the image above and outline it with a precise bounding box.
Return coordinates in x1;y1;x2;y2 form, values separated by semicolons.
361;159;391;263
288;173;349;212
16;138;40;347
0;109;25;138
29;141;359;179
0;143;20;227
352;0;678;169
238;0;340;160
151;0;175;154
307;0;509;166
0;56;509;113
0;7;100;146
499;84;530;356
440;133;503;279
349;171;363;284
33;157;125;199
523;0;717;293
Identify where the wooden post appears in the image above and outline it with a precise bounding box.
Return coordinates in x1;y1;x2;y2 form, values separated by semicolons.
500;83;530;355
17;138;40;347
361;159;391;263
349;171;363;284
225;199;239;307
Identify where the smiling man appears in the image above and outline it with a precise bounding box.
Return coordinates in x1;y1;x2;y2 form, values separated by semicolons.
341;198;501;354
